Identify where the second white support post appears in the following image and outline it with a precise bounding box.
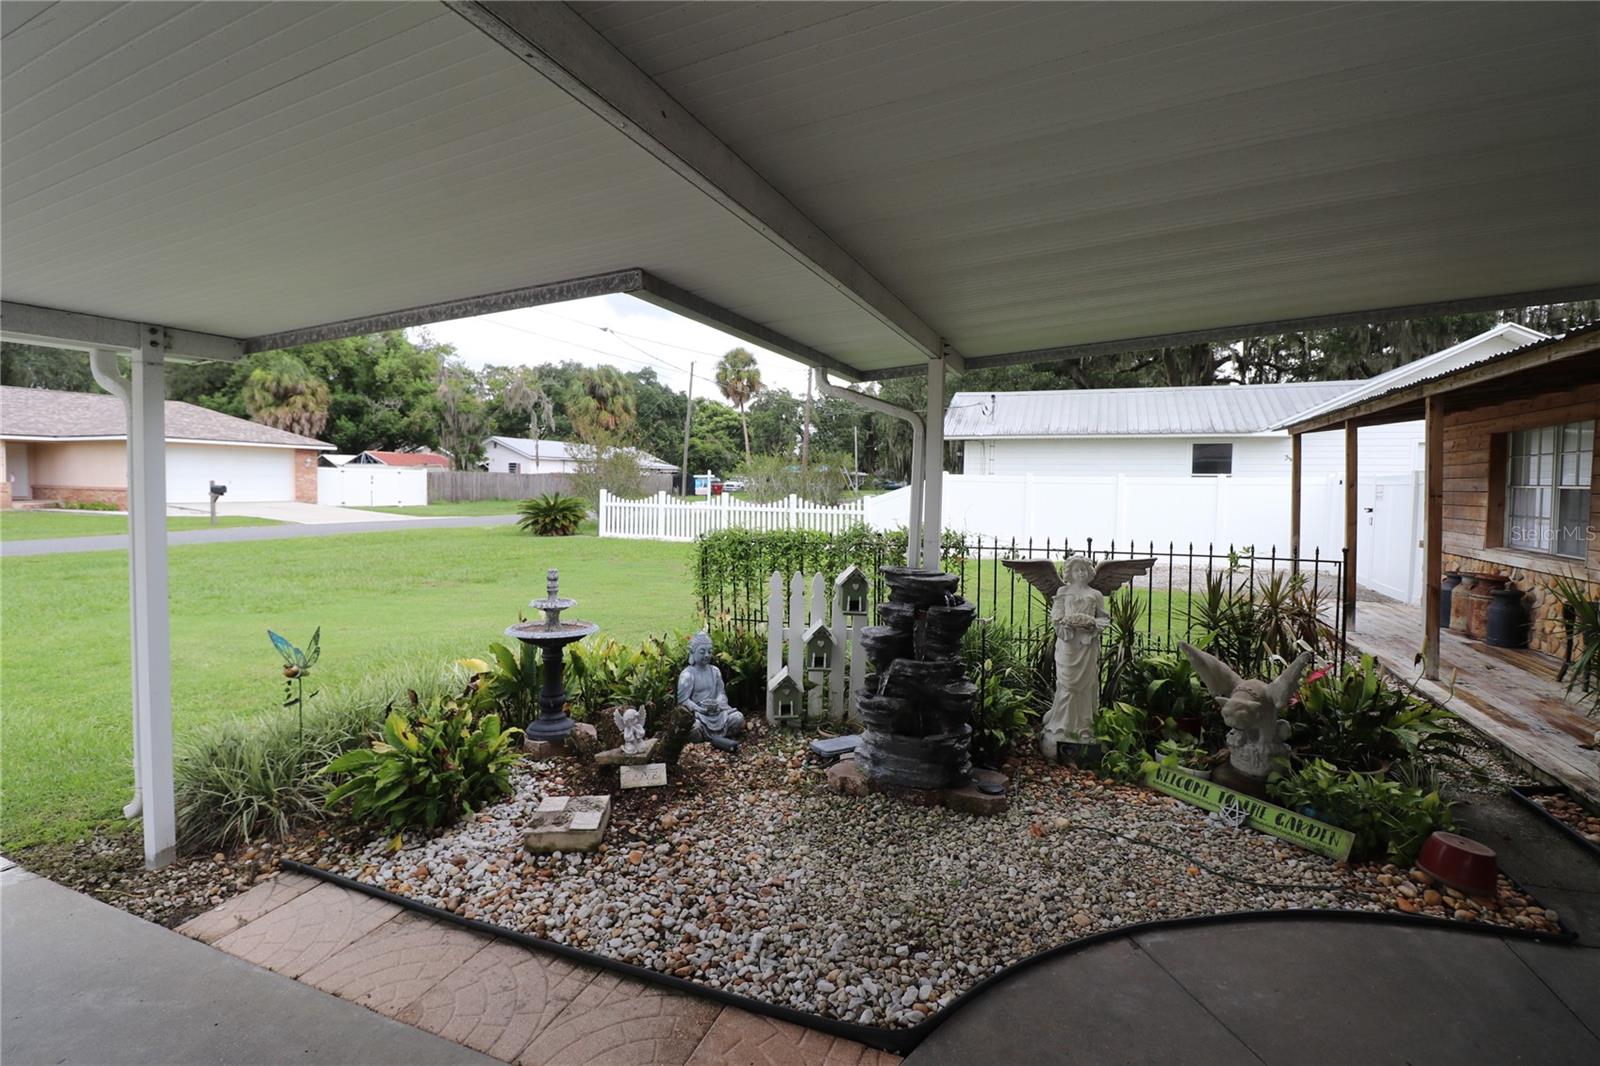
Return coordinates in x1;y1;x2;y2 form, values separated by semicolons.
130;331;176;869
921;355;946;571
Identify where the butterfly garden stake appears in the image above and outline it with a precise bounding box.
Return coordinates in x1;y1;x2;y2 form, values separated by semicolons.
269;627;321;744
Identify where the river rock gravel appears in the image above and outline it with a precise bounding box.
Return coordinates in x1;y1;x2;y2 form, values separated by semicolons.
316;733;1560;1028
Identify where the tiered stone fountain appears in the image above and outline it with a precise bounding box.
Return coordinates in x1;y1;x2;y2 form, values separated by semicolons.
505;568;598;744
829;567;1006;813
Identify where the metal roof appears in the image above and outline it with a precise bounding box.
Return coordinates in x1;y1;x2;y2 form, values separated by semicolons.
945;381;1358;439
3;2;1597;378
487;435;676;471
0;385;332;448
1277;322;1547;428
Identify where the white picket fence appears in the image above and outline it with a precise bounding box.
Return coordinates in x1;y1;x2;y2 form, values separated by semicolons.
598;490;867;541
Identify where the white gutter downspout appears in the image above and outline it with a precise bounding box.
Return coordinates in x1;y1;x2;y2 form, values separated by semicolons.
816;372;924;568
89;349;143;820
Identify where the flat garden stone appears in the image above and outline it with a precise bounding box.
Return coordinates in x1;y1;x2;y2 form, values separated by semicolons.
523;795;611;853
522;723;597;761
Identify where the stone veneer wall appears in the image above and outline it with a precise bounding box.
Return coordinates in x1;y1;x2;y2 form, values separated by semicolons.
30;485;128;508
1441;380;1599;656
293;449;318;503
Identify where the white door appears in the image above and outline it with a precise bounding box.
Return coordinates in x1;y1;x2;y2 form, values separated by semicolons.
7;442;31;498
1358;473;1424;603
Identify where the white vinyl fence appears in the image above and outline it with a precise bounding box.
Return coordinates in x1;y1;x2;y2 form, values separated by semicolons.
317;466;428;507
599;490;867;541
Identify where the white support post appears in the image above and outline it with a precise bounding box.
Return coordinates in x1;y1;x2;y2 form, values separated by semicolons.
129;331;175;868
922;355;946;571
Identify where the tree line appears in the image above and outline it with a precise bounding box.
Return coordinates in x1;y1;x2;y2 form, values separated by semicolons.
3;301;1592;485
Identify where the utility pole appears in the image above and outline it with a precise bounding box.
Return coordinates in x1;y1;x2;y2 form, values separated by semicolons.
853;425;860;491
801;367;813;479
679;362;695;497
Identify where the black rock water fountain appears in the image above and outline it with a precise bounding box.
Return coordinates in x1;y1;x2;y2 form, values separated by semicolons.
506;568;599;742
856;568;979;790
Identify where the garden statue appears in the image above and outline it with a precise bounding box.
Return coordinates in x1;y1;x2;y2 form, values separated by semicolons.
678;631;745;753
1180;642;1313;792
613;706;648;755
1004;555;1156;762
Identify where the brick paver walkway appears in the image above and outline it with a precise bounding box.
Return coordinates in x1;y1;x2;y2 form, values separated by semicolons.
182;873;898;1066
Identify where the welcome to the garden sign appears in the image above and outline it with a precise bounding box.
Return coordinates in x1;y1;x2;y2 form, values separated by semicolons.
1143;764;1354;861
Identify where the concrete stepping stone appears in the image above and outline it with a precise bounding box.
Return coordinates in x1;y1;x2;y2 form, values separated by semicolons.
396;939;598;1061
524;794;612;853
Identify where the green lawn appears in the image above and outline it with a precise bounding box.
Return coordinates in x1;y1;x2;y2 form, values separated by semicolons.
359;499;526;517
0;511;275;542
0;525;696;848
950;554;1201;644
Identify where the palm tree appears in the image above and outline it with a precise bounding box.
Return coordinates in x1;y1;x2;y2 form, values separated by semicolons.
571;366;636;442
500;367;555;467
715;347;763;461
241;355;330;438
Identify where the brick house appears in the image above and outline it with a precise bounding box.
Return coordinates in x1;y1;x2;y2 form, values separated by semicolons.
1;386;332;508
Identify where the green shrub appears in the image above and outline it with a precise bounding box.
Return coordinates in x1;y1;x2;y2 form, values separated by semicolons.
324;699;521;833
517;493;588;536
174;660;455;852
1117;650;1215;741
734;452;853;506
1284;656;1467;773
465;642;542;729
1094;701;1154;782
1269;758;1454;865
969;658;1038;766
63;500;120;511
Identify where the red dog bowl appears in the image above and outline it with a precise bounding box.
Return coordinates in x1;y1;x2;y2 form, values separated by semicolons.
1417;831;1498;897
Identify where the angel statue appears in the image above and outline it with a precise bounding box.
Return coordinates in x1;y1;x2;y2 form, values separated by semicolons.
1179;642;1313;790
1004;555;1155;761
613;706;649;755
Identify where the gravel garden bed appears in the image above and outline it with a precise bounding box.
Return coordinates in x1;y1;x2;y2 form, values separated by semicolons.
1521;789;1600;849
310;729;1563;1029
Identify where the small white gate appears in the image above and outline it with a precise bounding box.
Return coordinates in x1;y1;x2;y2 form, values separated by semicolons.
317;466;428;507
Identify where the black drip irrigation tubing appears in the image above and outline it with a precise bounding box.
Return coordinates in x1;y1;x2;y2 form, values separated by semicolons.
1509;785;1600;861
280;858;1578;1056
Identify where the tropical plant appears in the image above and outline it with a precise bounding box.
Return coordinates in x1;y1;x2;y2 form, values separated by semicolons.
268;627;321;743
570;366;637;442
241;354;330;437
1284;655;1467;773
1153;736;1209;772
970;659;1039;766
1101;588;1145;704
465;642;542;729
1254;571;1329;661
1093;701;1153;782
1119;650;1214;739
174;659;455;852
1269;758;1454;864
715;347;763;461
516;493;588;536
322;697;521;834
1549;576;1600;716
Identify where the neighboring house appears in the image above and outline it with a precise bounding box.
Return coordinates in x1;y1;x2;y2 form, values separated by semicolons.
1285;323;1597;659
947;325;1549;482
348;449;450;468
0;386;332;507
318;453;357;467
483;436;677;476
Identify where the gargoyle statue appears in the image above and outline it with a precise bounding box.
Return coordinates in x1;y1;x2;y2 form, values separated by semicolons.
1179;642;1312;781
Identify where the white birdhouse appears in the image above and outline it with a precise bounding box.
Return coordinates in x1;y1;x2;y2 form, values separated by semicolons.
835;565;870;617
767;668;803;724
802;621;836;671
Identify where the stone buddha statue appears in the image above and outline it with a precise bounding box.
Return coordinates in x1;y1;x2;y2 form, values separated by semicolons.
677;631;744;752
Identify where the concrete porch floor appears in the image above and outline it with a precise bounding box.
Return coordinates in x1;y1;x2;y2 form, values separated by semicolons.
1338;600;1600;804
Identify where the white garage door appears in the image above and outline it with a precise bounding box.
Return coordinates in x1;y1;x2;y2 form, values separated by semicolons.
167;444;294;502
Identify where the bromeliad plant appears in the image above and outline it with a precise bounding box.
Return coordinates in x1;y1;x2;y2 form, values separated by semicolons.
322;694;521;835
268;627;321;744
1284;655;1467;773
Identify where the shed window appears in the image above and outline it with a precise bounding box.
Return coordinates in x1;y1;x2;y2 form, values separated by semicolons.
507;462;520;474
1506;420;1592;558
1191;443;1233;476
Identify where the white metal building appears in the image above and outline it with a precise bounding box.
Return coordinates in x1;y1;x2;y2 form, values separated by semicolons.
1;2;1594;867
483;435;676;476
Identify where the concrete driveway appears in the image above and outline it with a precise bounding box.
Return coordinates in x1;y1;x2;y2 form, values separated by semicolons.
168;500;418;524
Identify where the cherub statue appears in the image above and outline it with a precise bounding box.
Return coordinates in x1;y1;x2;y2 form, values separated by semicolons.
1004;555;1156;760
1179;642;1313;782
677;631;744;753
613;706;648;755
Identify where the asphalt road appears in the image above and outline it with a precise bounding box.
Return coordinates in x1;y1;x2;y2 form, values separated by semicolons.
0;514;520;557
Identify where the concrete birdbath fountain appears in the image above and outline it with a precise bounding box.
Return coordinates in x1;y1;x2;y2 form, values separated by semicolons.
505;568;598;743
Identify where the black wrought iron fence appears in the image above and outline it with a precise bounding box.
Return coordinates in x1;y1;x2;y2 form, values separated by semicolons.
698;532;1347;714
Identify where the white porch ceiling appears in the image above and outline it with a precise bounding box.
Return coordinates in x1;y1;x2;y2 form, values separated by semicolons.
3;1;1597;377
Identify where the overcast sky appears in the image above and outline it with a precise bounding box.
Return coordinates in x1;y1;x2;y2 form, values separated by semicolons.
411;294;815;403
